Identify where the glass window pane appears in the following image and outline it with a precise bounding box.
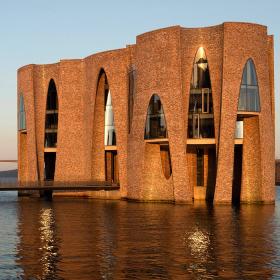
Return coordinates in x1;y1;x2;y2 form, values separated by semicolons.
241;66;247;85
188;47;214;138
200;114;214;138
189;90;202;113
18;95;26;131
248;60;257;86
238;59;260;112
144;94;167;139
202;89;209;113
105;90;116;145
193;114;200;138
247;86;259;112
238;86;247;111
235;121;243;139
45;133;57;147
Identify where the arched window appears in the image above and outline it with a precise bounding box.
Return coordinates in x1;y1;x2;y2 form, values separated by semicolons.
188;47;214;138
144;94;167;139
104;90;116;146
238;59;260;112
128;65;136;133
18;95;26;131
45;79;58;148
44;79;58;181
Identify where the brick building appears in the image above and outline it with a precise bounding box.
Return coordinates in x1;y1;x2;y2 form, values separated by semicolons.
18;22;275;203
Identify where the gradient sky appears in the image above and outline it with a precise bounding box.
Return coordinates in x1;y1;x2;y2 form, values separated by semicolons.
0;0;279;160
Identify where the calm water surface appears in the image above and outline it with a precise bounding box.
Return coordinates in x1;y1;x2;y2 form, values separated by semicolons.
1;189;280;279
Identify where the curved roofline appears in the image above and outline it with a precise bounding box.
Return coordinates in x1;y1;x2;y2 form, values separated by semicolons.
84;47;127;60
137;25;181;39
222;21;267;28
18;21;268;71
18;47;128;71
137;21;267;37
17;62;61;73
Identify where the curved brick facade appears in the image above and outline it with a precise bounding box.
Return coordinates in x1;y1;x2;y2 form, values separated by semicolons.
18;22;275;203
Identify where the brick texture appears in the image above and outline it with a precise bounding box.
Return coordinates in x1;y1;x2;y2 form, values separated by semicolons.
17;22;275;203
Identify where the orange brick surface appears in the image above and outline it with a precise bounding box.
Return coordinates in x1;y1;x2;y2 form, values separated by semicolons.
18;23;275;203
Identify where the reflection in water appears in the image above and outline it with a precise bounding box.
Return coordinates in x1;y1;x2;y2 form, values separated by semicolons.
0;190;279;279
39;207;60;279
187;228;210;256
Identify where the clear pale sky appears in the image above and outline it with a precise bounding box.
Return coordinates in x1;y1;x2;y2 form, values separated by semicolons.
0;0;279;160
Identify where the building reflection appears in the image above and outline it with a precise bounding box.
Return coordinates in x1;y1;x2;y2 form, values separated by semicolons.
39;207;60;279
16;200;61;279
16;198;277;279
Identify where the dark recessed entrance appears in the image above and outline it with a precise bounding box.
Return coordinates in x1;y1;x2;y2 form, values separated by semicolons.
206;147;217;201
232;145;243;204
44;152;56;181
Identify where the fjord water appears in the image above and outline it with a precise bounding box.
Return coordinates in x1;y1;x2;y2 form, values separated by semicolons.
0;189;280;279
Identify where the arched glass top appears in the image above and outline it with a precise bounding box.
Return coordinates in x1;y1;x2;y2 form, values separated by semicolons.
45;79;58;148
46;79;58;110
144;94;167;139
104;90;116;146
191;47;211;90
238;59;260;112
18;95;26;131
188;47;214;138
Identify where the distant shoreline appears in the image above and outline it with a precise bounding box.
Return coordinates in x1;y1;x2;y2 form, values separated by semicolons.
0;169;17;178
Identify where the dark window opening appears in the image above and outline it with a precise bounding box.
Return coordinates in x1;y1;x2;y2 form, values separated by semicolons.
46;80;58;111
45;113;58;130
45;79;58;148
206;147;217;201
232;145;243;204
144;94;167;139
188;48;215;139
45;133;57;148
196;148;204;186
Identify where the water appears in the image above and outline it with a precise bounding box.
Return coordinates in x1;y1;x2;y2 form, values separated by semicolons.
0;190;280;280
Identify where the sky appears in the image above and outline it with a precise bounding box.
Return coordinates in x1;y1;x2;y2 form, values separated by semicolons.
0;0;279;160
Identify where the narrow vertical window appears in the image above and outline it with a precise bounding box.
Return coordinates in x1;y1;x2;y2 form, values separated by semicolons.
96;70;119;185
238;59;260;112
188;47;214;138
235;120;244;139
45;79;58;148
144;94;167;139
44;79;58;181
128;66;136;133
104;90;116;146
18;95;26;131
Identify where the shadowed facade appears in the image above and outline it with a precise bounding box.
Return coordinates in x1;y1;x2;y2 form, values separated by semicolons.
18;22;275;204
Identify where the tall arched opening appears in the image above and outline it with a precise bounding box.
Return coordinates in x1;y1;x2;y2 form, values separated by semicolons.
186;47;216;201
44;79;58;183
92;70;119;185
18;94;28;184
233;59;261;203
144;94;172;180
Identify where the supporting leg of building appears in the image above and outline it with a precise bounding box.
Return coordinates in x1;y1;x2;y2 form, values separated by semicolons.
40;190;53;201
